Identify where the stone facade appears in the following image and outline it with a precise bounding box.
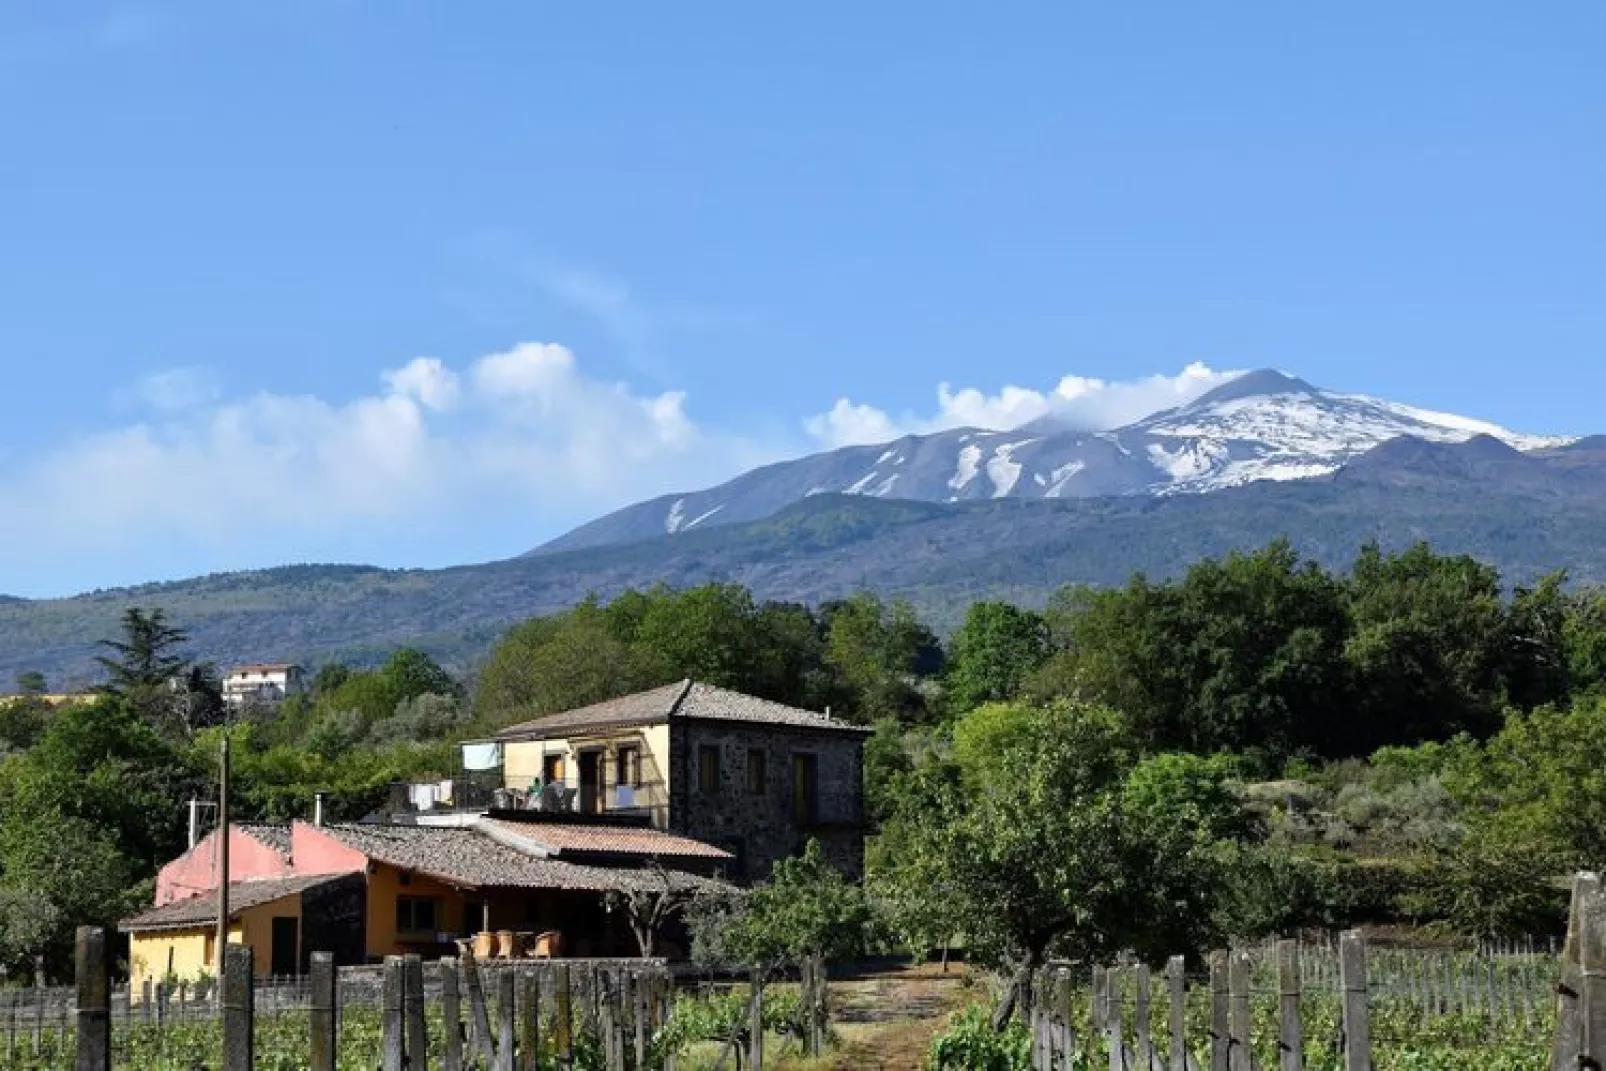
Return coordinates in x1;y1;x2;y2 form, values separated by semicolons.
667;719;866;882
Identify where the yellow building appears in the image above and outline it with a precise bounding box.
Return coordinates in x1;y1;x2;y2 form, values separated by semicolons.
121;872;362;993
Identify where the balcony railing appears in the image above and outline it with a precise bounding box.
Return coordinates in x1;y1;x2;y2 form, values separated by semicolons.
387;775;667;824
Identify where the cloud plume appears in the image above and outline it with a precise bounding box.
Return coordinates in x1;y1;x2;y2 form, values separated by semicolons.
805;362;1239;448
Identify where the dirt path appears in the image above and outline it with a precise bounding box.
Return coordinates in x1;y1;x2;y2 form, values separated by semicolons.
819;965;977;1069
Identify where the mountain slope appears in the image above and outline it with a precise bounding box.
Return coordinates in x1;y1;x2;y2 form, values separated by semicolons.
536;369;1567;554
5;435;1606;687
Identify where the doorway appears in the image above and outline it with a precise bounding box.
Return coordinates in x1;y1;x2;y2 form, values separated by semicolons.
270;916;299;976
578;750;603;814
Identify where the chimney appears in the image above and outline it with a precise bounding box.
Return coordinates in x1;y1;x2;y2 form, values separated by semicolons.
187;798;200;850
313;792;327;828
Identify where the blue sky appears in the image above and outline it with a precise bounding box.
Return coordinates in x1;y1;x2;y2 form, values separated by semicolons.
2;2;1602;598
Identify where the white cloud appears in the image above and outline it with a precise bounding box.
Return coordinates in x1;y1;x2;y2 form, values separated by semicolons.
806;362;1240;448
0;342;767;575
127;366;222;412
382;357;460;411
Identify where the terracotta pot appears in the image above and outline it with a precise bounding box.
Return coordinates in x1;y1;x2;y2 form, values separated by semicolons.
495;930;516;959
472;931;495;959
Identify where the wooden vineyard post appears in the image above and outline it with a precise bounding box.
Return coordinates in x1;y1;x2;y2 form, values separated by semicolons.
518;969;540;1071
1060;968;1078;1071
497;969;516;1071
634;969;649;1070
597;970;615;1071
1228;952;1252;1071
1581;880;1606;1070
441;958;463;1071
221;944;254;1071
383;956;405;1071
462;951;497;1069
1133;963;1153;1070
555;964;574;1070
405;954;428;1071
1091;966;1108;1066
74;926;111;1071
1275;940;1302;1071
1106;965;1124;1071
748;968;765;1071
1338;931;1370;1071
309;952;337;1071
1167;956;1188;1071
1209;952;1230;1071
1553;872;1603;1070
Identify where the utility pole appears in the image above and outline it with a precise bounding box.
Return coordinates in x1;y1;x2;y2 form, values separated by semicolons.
214;734;230;989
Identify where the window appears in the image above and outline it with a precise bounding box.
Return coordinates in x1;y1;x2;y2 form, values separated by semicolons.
542;754;565;784
747;748;767;795
698;745;721;792
792;753;819;825
396;897;439;936
616;746;641;788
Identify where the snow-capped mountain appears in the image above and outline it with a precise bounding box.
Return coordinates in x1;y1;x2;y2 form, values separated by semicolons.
536;369;1571;554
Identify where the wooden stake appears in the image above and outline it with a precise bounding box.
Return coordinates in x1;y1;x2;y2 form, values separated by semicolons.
309;952;337;1071
1209;952;1229;1071
1339;931;1370;1071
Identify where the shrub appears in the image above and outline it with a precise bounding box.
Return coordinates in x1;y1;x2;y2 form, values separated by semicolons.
927;1004;1031;1071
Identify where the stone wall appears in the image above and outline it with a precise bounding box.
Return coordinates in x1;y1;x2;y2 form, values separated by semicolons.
668;721;865;882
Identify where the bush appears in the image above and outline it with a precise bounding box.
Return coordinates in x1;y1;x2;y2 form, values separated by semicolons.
927;1004;1031;1071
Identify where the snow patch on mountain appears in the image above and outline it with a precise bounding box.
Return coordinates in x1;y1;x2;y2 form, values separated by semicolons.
949;444;983;492
665;498;686;534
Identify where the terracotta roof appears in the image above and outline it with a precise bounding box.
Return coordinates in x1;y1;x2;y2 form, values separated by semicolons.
238;823;292;856
495;680;870;740
121;873;356;933
313;823;717;893
478;819;733;861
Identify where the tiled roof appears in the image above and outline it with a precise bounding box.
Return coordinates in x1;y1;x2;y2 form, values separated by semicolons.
478;819;733;861
314;824;715;893
495;680;870;740
121;873;355;933
238;823;292;856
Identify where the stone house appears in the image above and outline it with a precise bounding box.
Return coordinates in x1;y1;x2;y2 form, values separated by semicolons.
457;681;871;882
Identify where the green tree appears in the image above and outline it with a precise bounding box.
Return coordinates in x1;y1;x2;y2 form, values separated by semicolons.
877;701;1235;1026
721;840;875;965
1343;542;1510;747
822;594;941;724
95;608;190;693
13;671;47;696
945;603;1048;714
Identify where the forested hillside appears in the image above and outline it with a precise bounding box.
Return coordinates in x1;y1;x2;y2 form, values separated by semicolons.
7;434;1606;686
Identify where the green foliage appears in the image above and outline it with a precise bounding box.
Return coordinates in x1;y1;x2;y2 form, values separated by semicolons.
0;695;48;752
0;695;202;975
721;841;876;965
927;1004;1031;1071
1400;829;1566;938
13;670;46;695
945;602;1047;714
95;607;189;692
877;701;1240;972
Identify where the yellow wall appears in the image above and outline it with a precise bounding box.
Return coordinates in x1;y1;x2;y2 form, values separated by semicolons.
129;897;302;993
503;725;670;827
129;931;212;993
363;863;474;960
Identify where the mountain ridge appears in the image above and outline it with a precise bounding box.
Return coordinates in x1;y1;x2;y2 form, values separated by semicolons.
533;369;1569;556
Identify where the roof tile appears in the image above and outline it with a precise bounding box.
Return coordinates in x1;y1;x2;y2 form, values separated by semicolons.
121;872;355;932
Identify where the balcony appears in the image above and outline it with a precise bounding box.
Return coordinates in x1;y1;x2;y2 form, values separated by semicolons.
388;774;668;826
